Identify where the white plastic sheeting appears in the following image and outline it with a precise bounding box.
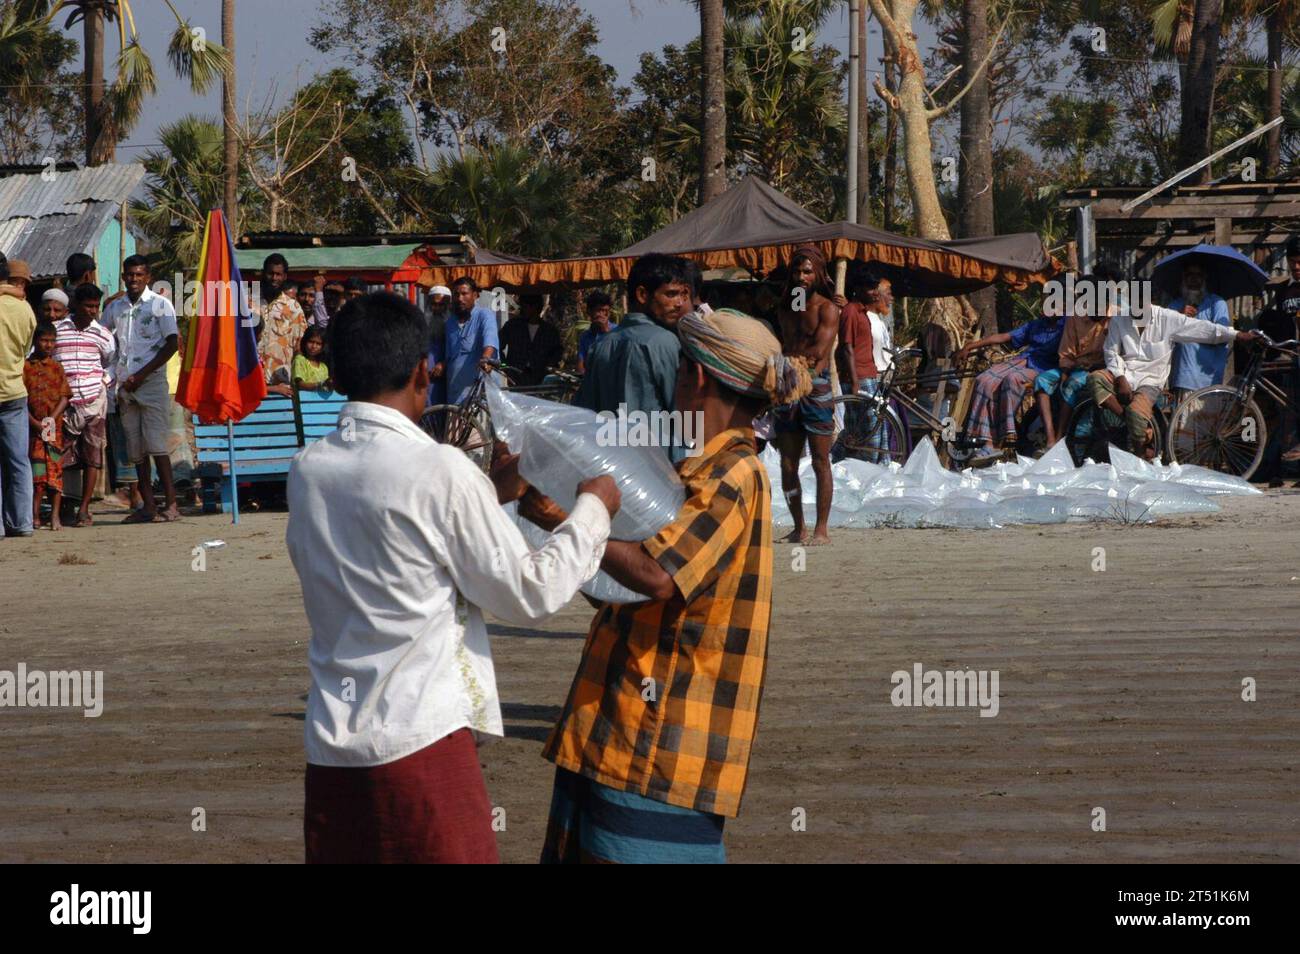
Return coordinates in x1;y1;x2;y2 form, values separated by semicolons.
766;439;1259;529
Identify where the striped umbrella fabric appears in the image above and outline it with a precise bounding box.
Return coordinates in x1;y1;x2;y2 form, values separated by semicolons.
176;209;266;423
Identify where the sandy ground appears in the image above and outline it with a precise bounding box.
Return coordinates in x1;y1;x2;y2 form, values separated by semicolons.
1;489;1298;864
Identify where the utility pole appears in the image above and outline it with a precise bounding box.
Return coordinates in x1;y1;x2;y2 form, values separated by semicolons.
847;0;861;224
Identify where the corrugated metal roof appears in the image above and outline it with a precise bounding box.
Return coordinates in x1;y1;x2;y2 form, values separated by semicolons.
0;163;145;278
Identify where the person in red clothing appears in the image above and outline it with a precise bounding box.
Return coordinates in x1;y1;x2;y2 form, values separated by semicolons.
24;321;72;530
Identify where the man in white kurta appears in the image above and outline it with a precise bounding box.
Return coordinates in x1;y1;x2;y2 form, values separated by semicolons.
1087;301;1260;458
286;291;620;863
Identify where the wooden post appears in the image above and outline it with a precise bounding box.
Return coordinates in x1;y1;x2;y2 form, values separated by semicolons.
830;260;846;437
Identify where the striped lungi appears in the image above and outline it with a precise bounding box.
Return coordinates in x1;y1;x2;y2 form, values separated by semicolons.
966;354;1038;448
540;767;726;864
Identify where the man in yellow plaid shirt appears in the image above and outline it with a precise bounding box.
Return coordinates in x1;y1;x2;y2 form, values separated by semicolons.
519;306;812;863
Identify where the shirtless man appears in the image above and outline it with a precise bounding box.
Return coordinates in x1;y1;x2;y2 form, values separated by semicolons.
774;245;841;544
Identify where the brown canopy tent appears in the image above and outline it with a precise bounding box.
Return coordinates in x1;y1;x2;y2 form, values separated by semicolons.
418;176;1061;294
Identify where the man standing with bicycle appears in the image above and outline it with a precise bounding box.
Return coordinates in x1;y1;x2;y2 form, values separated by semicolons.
438;276;500;404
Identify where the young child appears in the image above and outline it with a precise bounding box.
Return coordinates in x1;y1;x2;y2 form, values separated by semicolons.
24;320;73;530
292;325;332;392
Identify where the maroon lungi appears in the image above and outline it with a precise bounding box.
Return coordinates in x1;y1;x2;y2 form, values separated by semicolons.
305;727;499;864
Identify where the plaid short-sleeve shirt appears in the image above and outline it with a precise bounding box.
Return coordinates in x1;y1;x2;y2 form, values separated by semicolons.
542;428;773;818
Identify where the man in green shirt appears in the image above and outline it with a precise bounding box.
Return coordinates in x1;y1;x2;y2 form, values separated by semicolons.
0;251;37;537
574;254;693;428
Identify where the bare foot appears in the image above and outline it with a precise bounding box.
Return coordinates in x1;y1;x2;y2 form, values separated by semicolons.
74;513;93;527
807;532;831;547
158;506;181;522
780;528;808;544
50;516;61;531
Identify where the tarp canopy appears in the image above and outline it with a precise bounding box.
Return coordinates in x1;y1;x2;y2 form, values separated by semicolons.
417;176;1060;295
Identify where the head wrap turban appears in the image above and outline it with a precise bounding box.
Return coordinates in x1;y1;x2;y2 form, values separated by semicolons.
677;307;812;406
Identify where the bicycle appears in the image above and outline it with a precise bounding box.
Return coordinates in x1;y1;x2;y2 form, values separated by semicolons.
1165;335;1300;480
831;346;998;467
419;362;515;470
1061;389;1176;467
511;368;581;404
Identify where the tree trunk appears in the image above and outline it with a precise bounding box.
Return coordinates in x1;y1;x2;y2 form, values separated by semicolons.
883;58;898;230
958;0;996;334
1176;0;1222;182
870;0;973;358
699;0;726;203
84;7;111;165
875;0;950;239
1266;6;1283;178
222;0;239;236
857;2;871;223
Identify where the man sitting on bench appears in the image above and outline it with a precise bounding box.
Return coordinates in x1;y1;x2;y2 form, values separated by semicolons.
1088;292;1260;460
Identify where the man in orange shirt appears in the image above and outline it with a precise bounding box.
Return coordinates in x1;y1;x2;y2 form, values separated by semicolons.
519;308;811;863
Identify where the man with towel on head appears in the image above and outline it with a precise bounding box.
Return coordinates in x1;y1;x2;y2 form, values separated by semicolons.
774;244;841;545
515;307;811;863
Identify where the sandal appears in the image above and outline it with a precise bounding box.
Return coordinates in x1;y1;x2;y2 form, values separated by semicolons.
122;509;158;524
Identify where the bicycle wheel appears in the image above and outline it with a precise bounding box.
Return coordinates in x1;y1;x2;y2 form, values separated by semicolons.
1064;397;1107;466
831;395;908;465
1167;386;1267;479
420;403;495;470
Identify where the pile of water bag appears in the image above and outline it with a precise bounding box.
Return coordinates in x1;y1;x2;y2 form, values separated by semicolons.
766;438;1261;530
486;380;685;602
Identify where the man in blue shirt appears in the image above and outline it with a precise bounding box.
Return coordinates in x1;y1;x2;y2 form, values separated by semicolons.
1168;261;1231;396
432;276;499;405
576;291;617;375
954;313;1067;459
574;254;692;433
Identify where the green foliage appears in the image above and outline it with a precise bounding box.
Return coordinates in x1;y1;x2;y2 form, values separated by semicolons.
418;143;582;257
130;115;249;279
0;0;81;163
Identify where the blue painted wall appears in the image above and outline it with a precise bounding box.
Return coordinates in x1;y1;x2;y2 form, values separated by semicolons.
94;217;137;293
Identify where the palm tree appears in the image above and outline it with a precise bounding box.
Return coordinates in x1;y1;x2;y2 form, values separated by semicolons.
131;115;230;280
422;143;582;258
724;0;846;203
699;0;726;203
48;0;231;165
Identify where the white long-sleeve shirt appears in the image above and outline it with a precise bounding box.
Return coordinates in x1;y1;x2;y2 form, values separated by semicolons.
1103;303;1240;392
286;401;611;767
868;310;893;372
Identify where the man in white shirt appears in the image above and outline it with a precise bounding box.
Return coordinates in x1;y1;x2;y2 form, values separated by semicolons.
286;291;620;864
1087;297;1260;459
100;256;180;522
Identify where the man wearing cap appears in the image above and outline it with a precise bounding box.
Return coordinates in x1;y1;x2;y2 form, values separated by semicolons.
518;307;811;863
0;252;37;536
425;285;451;406
42;289;69;323
4;260;31;299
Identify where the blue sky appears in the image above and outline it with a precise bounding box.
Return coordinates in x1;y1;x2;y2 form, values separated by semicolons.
70;0;889;156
